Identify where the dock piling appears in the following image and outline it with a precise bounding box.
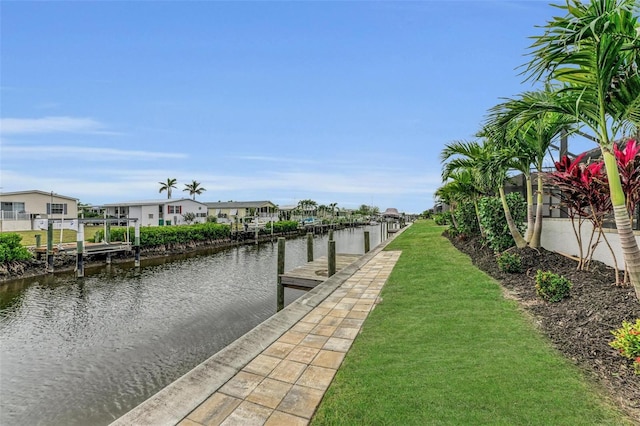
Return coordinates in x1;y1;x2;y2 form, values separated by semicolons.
134;222;141;267
328;240;336;277
307;233;313;262
277;237;285;312
46;223;54;273
105;221;112;264
364;231;370;253
76;223;85;277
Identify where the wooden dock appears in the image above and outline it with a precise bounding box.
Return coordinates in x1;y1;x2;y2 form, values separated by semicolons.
34;241;132;256
280;253;361;290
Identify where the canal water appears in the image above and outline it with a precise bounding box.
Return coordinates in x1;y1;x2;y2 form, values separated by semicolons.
0;226;382;426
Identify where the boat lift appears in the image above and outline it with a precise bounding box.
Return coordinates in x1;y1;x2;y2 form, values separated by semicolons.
34;217;140;277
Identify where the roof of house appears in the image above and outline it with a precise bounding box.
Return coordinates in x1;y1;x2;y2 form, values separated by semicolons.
0;189;78;201
382;208;400;217
278;205;297;211
101;198;207;207
204;201;277;209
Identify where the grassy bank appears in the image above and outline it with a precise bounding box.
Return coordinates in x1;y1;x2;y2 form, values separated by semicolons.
312;220;631;425
8;226;103;247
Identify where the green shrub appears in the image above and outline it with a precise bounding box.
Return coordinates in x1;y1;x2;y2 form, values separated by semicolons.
478;193;526;252
0;233;32;263
610;319;640;374
454;200;480;237
267;221;299;234
497;252;522;273
93;222;231;247
535;270;572;302
433;212;451;226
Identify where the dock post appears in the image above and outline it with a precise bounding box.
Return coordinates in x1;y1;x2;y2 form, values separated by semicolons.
255;224;259;244
46;222;54;273
364;231;370;253
277;237;285;312
134;221;141;267
76;223;85;278
328;229;334;241
307;232;313;262
328;240;336;277
105;221;112;264
35;234;41;248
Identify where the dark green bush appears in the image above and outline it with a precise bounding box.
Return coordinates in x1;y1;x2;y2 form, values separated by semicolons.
0;233;32;263
454;200;480;237
266;221;299;234
535;270;572;302
433;212;451;226
497;252;522;273
478;193;526;252
93;222;231;247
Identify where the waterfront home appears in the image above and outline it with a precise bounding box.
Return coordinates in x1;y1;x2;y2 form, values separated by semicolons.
101;199;208;227
0;190;79;231
205;201;278;224
382;208;401;220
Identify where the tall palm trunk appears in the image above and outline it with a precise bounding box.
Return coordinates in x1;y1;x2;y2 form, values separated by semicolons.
603;151;640;297
498;186;528;249
473;198;485;238
524;173;535;243
530;173;544;248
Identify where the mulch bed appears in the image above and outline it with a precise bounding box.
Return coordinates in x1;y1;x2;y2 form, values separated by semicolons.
446;232;640;421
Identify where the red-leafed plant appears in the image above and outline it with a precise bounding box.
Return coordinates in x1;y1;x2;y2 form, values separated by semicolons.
614;139;640;224
545;154;616;279
613;139;640;284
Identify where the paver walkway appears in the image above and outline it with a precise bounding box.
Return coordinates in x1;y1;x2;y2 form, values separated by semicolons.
178;250;401;426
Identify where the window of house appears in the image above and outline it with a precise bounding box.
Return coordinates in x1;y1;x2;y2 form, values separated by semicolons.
47;203;67;215
1;202;25;212
148;214;154;219
167;205;182;214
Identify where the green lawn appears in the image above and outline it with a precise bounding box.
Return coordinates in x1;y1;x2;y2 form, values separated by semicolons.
312;220;632;425
6;226;103;247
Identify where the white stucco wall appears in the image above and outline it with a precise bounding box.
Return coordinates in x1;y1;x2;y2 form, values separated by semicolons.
2;220;32;232
541;218;640;270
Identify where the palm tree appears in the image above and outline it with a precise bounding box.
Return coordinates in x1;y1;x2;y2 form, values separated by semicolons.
159;178;178;199
519;0;640;292
329;202;338;219
435;169;484;233
488;88;575;247
297;199;317;217
441;138;528;248
183;180;206;200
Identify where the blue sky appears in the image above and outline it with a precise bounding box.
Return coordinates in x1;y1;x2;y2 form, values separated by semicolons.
1;1;590;214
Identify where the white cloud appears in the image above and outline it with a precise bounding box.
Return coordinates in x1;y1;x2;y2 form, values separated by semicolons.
0;116;112;135
1;144;187;160
0;162;439;212
228;155;324;165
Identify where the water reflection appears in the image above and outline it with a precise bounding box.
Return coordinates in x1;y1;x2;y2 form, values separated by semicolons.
0;226;381;425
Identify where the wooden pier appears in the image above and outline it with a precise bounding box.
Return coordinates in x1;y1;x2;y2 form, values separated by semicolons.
279;253;361;290
34;241;132;256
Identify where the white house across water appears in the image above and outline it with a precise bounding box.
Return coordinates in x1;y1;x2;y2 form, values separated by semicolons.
101;199;208;227
0;190;79;232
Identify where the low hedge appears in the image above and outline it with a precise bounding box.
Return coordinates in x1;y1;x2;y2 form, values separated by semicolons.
93;222;231;247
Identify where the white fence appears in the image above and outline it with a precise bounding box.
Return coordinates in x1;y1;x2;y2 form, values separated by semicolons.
0;211;30;221
0;211;33;232
541;218;640;270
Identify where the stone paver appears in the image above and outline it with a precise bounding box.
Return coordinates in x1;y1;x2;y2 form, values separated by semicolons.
177;250;401;425
115;248;399;426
